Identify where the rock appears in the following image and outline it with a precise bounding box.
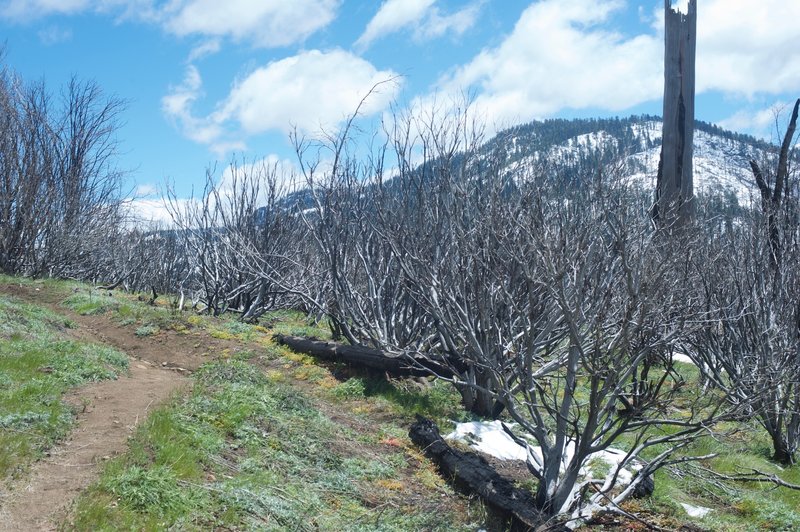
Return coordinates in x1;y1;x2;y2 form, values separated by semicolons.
631;471;655;498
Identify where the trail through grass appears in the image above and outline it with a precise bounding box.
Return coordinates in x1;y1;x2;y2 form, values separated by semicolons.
7;277;800;530
0;295;129;479
71;359;480;531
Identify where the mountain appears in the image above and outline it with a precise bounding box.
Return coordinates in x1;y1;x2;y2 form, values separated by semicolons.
485;115;789;206
272;115;794;220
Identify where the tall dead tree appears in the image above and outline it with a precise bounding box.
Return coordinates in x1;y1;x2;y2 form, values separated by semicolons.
654;0;697;227
750;98;799;267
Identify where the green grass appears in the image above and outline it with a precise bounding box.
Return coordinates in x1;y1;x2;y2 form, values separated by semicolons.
62;291;120;316
0;273;77;294
644;424;800;531
0;295;128;479
14;277;800;530
63;289;194;335
327;375;466;424
70;359;477;531
134;324;159;337
262;309;332;340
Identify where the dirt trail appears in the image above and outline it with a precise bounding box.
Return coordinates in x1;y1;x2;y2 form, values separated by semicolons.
0;284;200;531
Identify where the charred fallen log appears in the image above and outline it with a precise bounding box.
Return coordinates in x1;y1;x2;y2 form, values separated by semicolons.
273;334;455;378
409;415;564;532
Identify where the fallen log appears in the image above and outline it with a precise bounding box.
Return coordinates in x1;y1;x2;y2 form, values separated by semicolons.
409;415;564;532
273;334;455;378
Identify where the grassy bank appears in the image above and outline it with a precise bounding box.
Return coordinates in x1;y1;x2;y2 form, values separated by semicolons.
4;277;800;530
0;294;128;479
70;359;480;531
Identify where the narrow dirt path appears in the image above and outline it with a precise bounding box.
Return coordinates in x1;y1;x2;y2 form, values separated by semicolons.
0;284;196;531
0;363;183;531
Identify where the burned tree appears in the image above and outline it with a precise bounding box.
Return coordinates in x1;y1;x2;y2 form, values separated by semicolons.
750;98;799;267
691;208;800;465
166;158;309;319
654;0;697;227
690;101;800;465
0;57;125;279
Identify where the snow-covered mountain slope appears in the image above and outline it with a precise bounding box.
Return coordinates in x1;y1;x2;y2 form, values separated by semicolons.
277;116;792;217
485;116;789;206
622;120;763;204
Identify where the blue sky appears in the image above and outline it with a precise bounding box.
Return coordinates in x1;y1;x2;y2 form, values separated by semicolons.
2;0;799;220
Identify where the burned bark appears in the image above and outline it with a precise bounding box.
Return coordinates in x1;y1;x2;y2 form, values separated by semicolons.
273;334;455;379
749;98;799;267
409;415;559;532
654;0;696;227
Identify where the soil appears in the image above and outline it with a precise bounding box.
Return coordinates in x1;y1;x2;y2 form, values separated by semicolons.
0;282;477;530
0;283;204;531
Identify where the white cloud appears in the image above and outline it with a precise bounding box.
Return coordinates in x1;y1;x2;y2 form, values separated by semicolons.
216;49;400;135
187;39;221;61
162;50;398;154
1;0;156;21
694;0;800;96
217;154;302;201
431;0;800;130
37;25;72;45
355;0;481;50
121;197;177;227
4;0;338;49
206;140;248;156
160;0;340;48
134;183;158;197
139;155;301;228
719;101;797;141
356;0;435;49
414;1;483;42
437;0;662;126
1;0;90;20
161;64;233;152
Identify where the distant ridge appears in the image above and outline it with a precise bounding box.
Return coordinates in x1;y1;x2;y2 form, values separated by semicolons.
483;115;791;205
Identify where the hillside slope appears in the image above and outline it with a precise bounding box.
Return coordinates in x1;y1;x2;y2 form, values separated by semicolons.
487;115;786;205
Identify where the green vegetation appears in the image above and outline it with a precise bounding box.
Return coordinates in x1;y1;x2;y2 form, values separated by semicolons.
327;375;466;424
331;376;367;399
263;309;332;340
641;426;800;531
70;360;477;531
0;295;128;478
4;278;800;530
64;290;181;330
63;291;119;316
134;324;159;338
57;287;800;531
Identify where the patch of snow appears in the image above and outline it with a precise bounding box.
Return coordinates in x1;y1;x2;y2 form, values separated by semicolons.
445;420;529;461
445;421;641;485
680;503;712;518
672;352;695;365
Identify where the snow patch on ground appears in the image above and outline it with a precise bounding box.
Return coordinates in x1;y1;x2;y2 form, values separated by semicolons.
680;503;712;518
445;421;641;485
672;352;695;365
445;420;528;461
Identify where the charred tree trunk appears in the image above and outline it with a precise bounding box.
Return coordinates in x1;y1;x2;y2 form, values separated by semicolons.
276;335;507;417
409;416;559;531
457;366;501;418
750;98;799;268
273;334;454;378
771;431;797;466
654;0;696;228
